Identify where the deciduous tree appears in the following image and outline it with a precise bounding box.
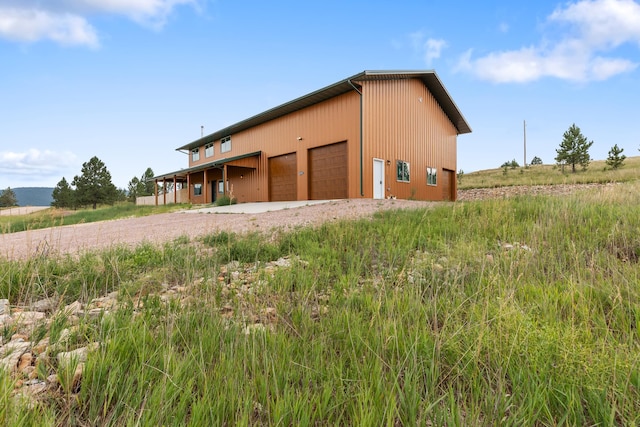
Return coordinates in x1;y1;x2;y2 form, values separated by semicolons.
555;124;593;173
72;156;118;209
530;156;543;165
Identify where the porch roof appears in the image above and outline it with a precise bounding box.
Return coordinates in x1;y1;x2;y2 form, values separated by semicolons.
152;151;261;181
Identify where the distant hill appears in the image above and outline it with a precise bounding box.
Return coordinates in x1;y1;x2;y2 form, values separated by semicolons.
13;187;54;207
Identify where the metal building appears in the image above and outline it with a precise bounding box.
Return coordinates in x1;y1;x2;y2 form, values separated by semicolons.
152;70;471;204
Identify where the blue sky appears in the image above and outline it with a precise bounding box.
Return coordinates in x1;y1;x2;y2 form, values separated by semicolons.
1;0;639;189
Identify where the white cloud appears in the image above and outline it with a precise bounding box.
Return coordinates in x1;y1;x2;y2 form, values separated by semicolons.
0;0;199;46
458;0;640;83
0;149;78;178
409;31;448;66
0;7;99;47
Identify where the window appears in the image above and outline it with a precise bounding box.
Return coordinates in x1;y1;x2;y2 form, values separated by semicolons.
427;167;437;186
205;143;214;158
218;181;224;194
221;136;231;153
194;183;202;196
396;160;410;182
191;148;200;162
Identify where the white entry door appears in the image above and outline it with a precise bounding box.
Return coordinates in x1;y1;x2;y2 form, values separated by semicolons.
373;158;384;199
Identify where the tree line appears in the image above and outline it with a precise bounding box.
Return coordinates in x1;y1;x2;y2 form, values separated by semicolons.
500;123;633;172
51;156;155;209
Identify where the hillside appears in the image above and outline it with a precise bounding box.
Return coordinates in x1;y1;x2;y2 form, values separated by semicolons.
459;156;640;189
13;187;54;206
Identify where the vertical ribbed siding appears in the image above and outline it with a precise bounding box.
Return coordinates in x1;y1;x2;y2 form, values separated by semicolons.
191;91;361;202
362;79;457;201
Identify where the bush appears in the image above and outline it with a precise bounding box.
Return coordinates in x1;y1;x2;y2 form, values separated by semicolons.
501;159;520;169
214;195;237;206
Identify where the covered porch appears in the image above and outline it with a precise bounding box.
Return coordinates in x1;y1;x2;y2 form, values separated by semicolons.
150;151;262;206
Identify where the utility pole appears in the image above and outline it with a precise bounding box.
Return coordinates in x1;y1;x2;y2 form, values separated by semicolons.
523;120;527;168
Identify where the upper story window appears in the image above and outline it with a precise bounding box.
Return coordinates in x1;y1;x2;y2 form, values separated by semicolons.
396;160;410;183
427;167;437;186
191;148;200;162
205;143;214;158
221;136;231;153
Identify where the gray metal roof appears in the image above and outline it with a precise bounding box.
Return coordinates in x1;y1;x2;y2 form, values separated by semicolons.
177;70;471;151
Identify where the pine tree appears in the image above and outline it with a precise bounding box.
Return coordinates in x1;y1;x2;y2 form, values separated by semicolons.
127;176;143;202
127;168;155;202
555;124;593;173
52;177;75;208
71;156;118;209
0;187;18;207
142;167;155;196
605;144;626;170
530;156;543;165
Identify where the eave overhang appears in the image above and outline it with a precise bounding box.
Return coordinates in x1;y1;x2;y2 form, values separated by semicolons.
177;70;471;152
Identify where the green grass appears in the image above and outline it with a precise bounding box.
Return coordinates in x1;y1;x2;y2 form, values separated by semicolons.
460;155;640;189
0;202;187;234
1;182;640;425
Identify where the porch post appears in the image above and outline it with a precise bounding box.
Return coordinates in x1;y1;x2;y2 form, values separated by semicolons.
163;177;167;205
187;174;191;203
223;165;228;195
204;168;208;204
173;175;177;204
154;179;158;206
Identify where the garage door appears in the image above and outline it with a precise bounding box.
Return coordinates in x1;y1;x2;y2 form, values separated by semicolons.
269;153;297;201
308;142;348;200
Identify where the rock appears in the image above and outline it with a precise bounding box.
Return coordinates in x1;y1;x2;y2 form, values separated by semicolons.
0;314;11;326
73;363;84;388
0;299;9;315
486;254;494;263
32;297;59;313
17;353;33;372
0;339;31;373
11;333;29;342
32;337;50;355
271;257;292;268
63;301;83;316
22;380;47;396
56;342;99;366
12;311;45;325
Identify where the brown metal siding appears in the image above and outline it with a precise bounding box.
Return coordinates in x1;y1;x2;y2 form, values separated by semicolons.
190;91;360;202
269;153;297;201
308;142;348;200
361;79;458;201
182;78;461;203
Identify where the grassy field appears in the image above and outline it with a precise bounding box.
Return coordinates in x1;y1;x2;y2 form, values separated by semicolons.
0;203;185;234
1;179;639;425
459;155;640;189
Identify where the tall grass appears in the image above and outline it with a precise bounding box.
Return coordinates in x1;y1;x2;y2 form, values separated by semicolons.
1;182;639;425
0;203;185;234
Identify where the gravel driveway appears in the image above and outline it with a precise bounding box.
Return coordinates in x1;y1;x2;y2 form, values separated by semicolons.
1;199;434;261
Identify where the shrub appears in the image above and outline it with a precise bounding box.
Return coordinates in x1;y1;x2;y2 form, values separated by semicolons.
214;195;237;206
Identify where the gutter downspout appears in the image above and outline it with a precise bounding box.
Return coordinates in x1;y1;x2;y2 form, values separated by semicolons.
348;79;364;197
